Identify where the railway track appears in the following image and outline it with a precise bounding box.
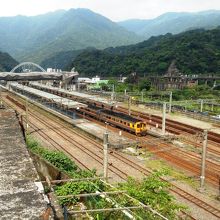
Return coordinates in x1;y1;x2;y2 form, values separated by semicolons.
30;82;220;144
119;106;220;144
5;91;220;184
3;94;220;219
140;136;220;186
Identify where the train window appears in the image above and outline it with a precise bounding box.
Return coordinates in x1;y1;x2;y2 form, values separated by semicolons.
137;124;140;128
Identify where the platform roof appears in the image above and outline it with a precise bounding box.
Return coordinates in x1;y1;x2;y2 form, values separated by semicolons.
31;82;115;105
0;72;78;81
11;83;87;109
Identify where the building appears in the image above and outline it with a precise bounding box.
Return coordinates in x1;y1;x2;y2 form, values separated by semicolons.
149;61;198;90
77;76;109;90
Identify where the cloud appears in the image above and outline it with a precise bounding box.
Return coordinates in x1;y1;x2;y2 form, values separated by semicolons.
1;0;220;21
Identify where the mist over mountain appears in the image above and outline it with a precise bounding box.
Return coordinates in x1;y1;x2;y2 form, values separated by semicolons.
0;51;18;72
0;8;142;64
118;10;220;38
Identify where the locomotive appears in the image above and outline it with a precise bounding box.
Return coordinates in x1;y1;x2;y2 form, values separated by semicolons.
76;105;148;136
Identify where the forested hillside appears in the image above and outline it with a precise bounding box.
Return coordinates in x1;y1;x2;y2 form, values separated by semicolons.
40;49;90;70
71;28;220;77
0;52;18;72
0;8;142;63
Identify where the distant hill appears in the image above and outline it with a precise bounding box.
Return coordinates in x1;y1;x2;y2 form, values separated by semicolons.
71;28;220;77
118;10;220;38
0;8;142;64
40;49;90;70
0;52;18;72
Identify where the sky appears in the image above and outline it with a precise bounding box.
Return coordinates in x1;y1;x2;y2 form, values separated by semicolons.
1;0;220;21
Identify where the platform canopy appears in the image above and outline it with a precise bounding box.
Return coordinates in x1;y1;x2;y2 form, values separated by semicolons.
0;72;78;81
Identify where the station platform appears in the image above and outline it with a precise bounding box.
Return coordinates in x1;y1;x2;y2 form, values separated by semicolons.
0;108;46;219
73;118;137;148
30;82;116;105
5;83;136;148
10;83;87;109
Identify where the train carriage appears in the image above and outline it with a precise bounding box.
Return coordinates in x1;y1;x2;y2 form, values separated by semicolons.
77;105;148;136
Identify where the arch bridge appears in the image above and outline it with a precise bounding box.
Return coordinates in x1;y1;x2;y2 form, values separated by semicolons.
0;62;63;81
10;62;46;73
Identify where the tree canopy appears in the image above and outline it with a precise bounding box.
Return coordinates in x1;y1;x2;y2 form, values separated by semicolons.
72;28;220;77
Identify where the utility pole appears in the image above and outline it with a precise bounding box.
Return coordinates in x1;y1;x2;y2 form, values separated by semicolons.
128;96;131;116
103;132;109;181
211;103;214;112
25;99;29;137
141;91;144;102
119;130;122;147
200;130;208;191
169;91;172;113
124;89;127;102
162;102;166;135
200;99;204;112
111;84;115;101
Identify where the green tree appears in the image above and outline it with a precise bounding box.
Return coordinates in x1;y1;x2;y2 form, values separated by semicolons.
139;79;151;91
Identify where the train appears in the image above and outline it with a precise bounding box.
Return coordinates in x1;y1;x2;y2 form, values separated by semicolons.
76;105;148;136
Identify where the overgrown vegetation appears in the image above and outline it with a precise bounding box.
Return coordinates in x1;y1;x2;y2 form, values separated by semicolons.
172;85;220;101
27;136;187;219
72;28;220;76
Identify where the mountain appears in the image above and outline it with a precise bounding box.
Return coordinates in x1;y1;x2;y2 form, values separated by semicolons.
71;28;220;77
40;49;93;70
118;10;220;38
0;8;143;64
0;52;18;72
